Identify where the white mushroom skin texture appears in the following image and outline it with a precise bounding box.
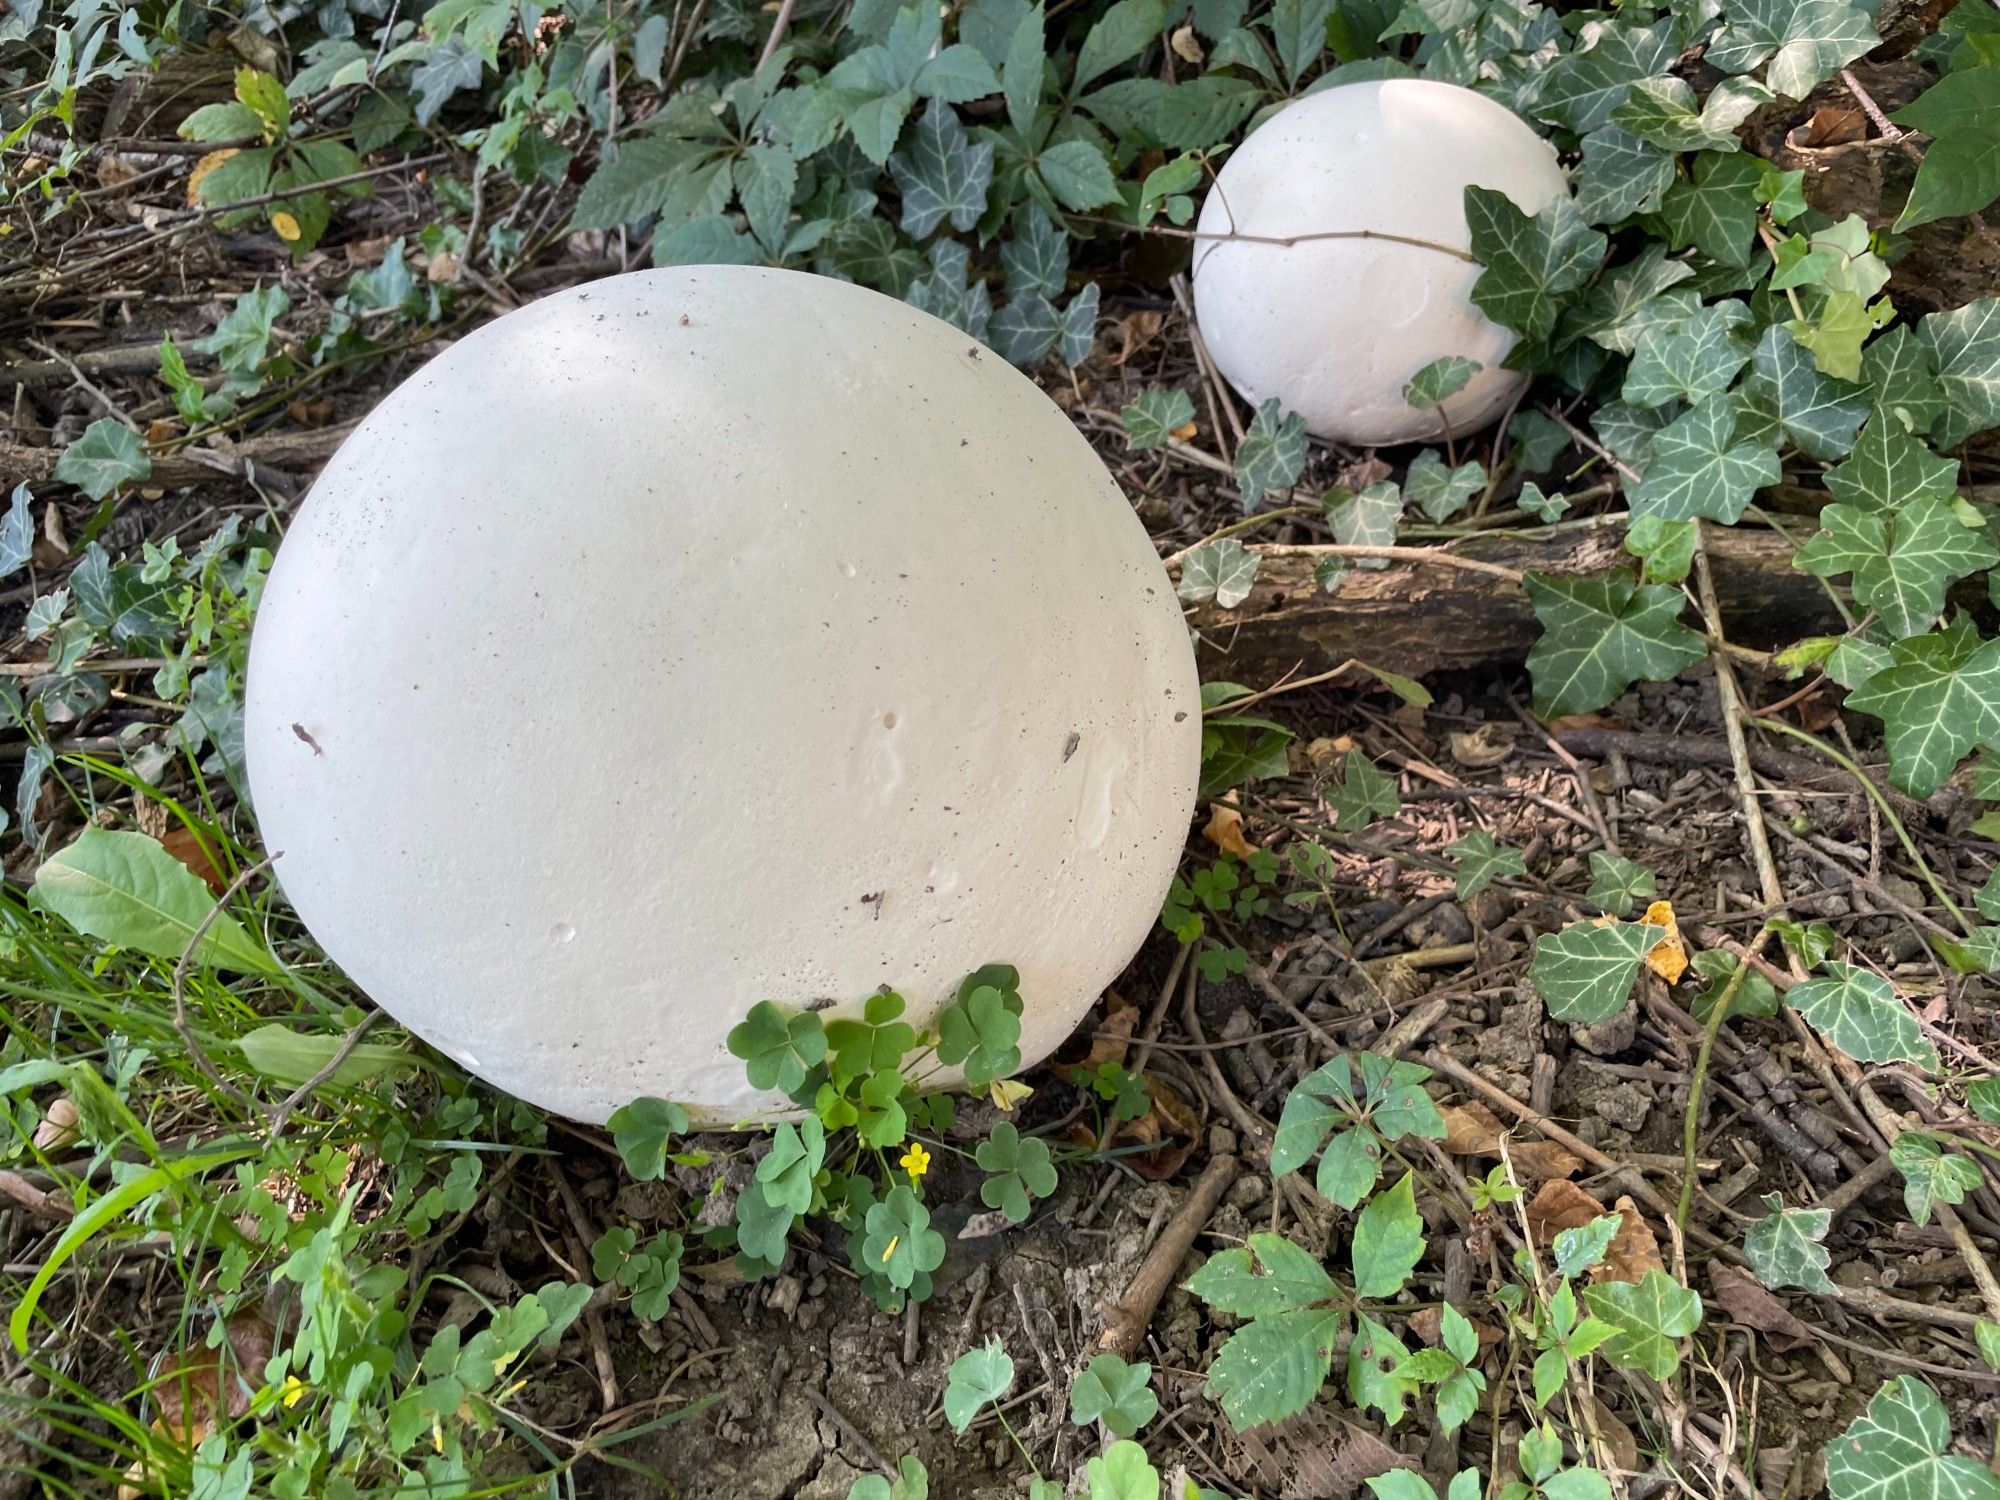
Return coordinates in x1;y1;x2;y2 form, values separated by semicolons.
244;267;1200;1126
1191;79;1569;446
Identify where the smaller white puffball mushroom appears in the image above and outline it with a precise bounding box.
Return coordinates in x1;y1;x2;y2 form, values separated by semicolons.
1191;78;1568;447
244;267;1200;1127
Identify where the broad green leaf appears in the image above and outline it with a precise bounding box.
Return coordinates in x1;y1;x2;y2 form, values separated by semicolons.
1202;1306;1340;1429
1533;22;1677;133
1446;832;1525;899
1069;1353;1158;1436
1890;1133;1985;1226
888;99;993;236
53;420;151;502
1628;397;1782;523
1921;298;2000;448
1707;0;1876;98
1523;570;1707;719
1825;1377;2000;1500
1894;70;2000;230
1742;1192;1835;1294
1316;1126;1385;1208
1001;5;1045;134
1863;325;1948;437
1405;450;1486;523
1740;324;1871;459
1351;1172;1424;1298
1796;497;1997;640
1587;851;1656;917
32;828;275;974
1348;1312;1414;1424
1583;1270;1702;1378
1122;388;1196;450
1465;188;1608;342
1073;0;1167;88
1186;1231;1337;1315
944;1339;1015;1431
1235;398;1308;510
1529;920;1666;1023
1845;616;2000;796
1786;962;1938;1067
1177;538;1259;608
1269;0;1336;83
607;1097;692;1180
236;1023;413;1088
1037;138;1120;210
1574;125;1674;225
1553;1215;1622;1278
1084;1441;1160;1500
1824;419;1960;512
1654;150;1763;265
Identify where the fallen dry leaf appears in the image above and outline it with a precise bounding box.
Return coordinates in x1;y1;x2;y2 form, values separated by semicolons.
151;1310;275;1444
1525;1178;1608;1241
1306;735;1354;772
1788;105;1868;148
1641;899;1688;984
1710;1262;1816;1347
1408;1303;1502;1350
1447;726;1514;769
1440;1102;1583;1180
1169;22;1204;62
1587;1396;1640;1475
1204;801;1258;860
161;826;228;895
1601;1195;1665;1283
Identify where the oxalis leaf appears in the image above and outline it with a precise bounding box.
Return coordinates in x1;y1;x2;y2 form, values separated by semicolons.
1068;1353;1158;1437
1523;570;1707;719
32;828;276;975
1787;962;1937;1067
1530;920;1666;1024
1825;1377;2000;1500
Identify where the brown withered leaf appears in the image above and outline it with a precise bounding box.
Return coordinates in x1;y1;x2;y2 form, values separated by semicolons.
1601;1195;1665;1284
1788;105;1868;148
1525;1179;1608;1240
151;1310;275;1444
1447;726;1514;769
1640;900;1688;984
1710;1262;1815;1348
1227;1406;1414;1499
33;1094;79;1152
1407;1303;1501;1350
1437;1102;1583;1180
1204;801;1258;860
161;827;229;895
1587;1397;1640;1475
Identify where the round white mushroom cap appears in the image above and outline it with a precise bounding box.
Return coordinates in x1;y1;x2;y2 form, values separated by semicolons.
1191;78;1568;447
244;266;1201;1126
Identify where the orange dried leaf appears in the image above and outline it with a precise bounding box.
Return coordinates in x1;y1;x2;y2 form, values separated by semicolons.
187;149;239;206
1641;899;1687;984
1203;802;1257;860
1525;1178;1608;1242
1599;1195;1665;1283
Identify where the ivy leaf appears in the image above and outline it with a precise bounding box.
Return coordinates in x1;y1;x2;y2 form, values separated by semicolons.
1863;324;1949;437
606;1097;691;1181
1572;244;1697;354
1069;1353;1158;1437
1235;398;1308;511
1628;397;1782;524
1447;832;1526;899
0;485;31;579
888;99;993;236
1824;1377;2000;1500
1351;1172;1424;1298
1587;851;1656;917
1824;419;1961;512
1328;753;1400;833
1403;356;1479;410
1623;302;1754;408
1465;187;1608;342
1574;126;1674;225
53;420;151;502
1920;298;2000;448
1740;324;1871;459
1626;515;1697;584
1186;1231;1337;1315
944;1338;1015;1431
1533;22;1677;133
1056;283;1099;366
727;1001;829;1093
1844;616;2000;796
1786;962;1939;1067
1529;920;1666;1023
1742;1193;1836;1294
1177;538;1259;608
1523;570;1707;719
1554;1216;1623;1279
1325;482;1403;562
1894;70;2000;231
1122;388;1195;450
1405;450;1486;523
1613;75;1768;151
1707;0;1877;99
975;1120;1057;1222
1582;1270;1703;1378
1890;1134;1985;1227
1654;150;1764;265
1518;483;1569;523
1201;1306;1341;1429
1796;497;1998;640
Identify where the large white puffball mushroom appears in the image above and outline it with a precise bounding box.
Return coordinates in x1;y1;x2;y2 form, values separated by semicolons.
1191;78;1568;447
244;267;1200;1126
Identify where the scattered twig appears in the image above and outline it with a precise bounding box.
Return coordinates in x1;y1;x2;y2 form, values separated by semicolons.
1095;1152;1239;1360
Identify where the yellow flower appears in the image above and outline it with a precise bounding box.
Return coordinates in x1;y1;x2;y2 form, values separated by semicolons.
899;1143;931;1181
280;1376;308;1409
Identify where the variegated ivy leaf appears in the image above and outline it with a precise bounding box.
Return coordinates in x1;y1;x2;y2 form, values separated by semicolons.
1626;515;1697;584
1405;450;1486;523
1825;1377;2000;1500
1786;961;1938;1068
1654;150;1764;266
1890;1133;1984;1227
1707;0;1877;99
1517;483;1569;523
1574;126;1673;225
904;237;994;338
888;99;994;236
1921;297;2000;448
1001;205;1068;301
1121;387;1196;450
1592;399;1673;469
1622;300;1754;408
1235;398;1308;511
1845;615;2000;796
1572;244;1697;354
1796;496;1998;640
1324;481;1402;566
1177;538;1259;608
1627;397;1782;523
1612;74;1770;150
1403;355;1480;410
1587;851;1656;917
53;420;152;503
1529;920;1667;1023
1824;419;1961;512
1446;832;1526;899
1863;324;1949;438
1329;753;1400;833
1532;21;1678;133
1742;1193;1836;1294
1582;1270;1703;1379
1739;324;1872;460
1523;570;1707;719
1465;187;1608;342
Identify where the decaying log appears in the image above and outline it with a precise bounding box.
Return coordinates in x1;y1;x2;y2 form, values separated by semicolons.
0;421;357;491
1178;519;1841;684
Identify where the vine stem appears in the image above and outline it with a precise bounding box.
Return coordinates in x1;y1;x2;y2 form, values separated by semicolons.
1677;934;1761;1237
1751;716;1974;935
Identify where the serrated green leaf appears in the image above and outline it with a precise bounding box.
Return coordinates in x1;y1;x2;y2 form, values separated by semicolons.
1530;920;1666;1023
1787;961;1938;1067
1186;1232;1338;1315
1742;1192;1835;1294
1845;615;2000;796
1583;1270;1702;1378
1074;0;1167;88
1037;138;1120;210
1524;570;1707;719
1347;1312;1415;1425
1466;188;1608;342
1351;1172;1424;1298
1202;1306;1341;1429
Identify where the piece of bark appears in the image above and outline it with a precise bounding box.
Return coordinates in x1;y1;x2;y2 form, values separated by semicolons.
2;421;357;491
